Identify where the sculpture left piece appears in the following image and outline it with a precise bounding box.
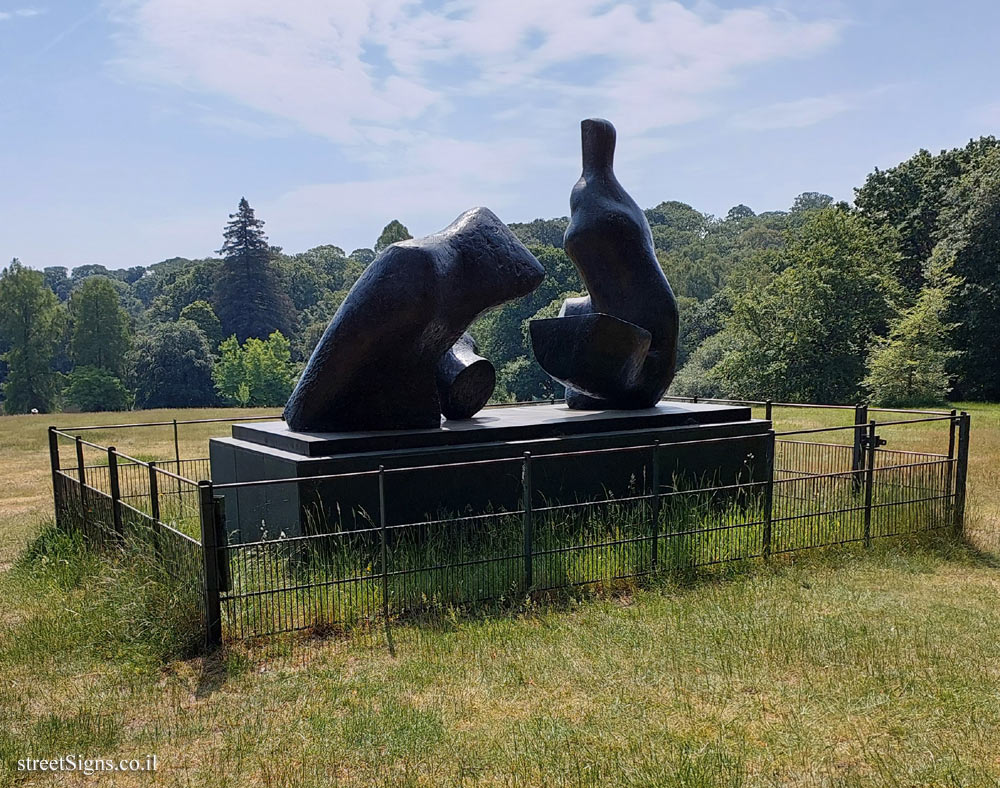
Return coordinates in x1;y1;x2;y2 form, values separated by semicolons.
283;207;545;432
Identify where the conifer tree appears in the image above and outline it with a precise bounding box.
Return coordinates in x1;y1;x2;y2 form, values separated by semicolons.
214;198;296;342
69;276;131;376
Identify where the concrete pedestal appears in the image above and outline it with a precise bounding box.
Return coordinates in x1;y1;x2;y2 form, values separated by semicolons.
209;402;770;543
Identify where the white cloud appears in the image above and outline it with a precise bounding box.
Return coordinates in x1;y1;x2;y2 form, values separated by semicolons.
730;85;899;131
732;94;855;130
105;1;845;246
0;7;43;20
108;1;844;146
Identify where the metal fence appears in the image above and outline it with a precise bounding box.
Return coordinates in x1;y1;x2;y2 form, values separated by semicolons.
48;430;205;587
48;404;971;650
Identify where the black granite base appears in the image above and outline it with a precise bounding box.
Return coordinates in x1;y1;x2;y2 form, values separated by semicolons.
209;402;771;543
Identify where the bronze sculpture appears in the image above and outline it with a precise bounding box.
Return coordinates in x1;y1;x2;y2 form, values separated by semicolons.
284;208;544;431
530;118;679;408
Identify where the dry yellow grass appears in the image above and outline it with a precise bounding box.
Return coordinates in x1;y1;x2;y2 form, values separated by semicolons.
0;407;279;566
757;402;1000;551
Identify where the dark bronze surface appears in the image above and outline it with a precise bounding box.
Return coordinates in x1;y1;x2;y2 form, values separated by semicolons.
284;208;544;431
531;118;680;409
436;332;495;421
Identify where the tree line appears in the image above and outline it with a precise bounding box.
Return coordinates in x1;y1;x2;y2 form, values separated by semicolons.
1;137;998;415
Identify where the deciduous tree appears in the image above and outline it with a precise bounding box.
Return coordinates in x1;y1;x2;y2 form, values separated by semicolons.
374;219;412;253
128;321;216;409
864;251;960;406
0;259;65;413
213;331;297;407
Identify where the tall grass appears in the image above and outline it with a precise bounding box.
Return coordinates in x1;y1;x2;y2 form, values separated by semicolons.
8;521;204;669
218;459;953;641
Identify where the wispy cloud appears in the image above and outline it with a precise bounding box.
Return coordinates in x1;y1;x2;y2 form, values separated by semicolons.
732;95;855;130
731;87;893;131
105;1;846;239
0;7;44;21
108;1;844;145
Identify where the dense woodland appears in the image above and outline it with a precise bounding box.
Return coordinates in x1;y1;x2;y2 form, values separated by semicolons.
2;137;999;415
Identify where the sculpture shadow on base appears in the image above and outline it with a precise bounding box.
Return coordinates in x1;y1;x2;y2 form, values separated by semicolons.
284;208;544;432
529;118;680;409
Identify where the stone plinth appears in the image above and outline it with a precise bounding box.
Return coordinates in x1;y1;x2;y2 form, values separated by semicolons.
209;402;771;542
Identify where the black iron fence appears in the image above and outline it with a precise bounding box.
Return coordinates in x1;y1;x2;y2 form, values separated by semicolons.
48;404;971;650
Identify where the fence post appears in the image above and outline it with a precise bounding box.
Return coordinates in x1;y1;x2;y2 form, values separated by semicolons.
762;430;775;559
852;403;868;493
198;481;223;649
953;412;971;534
107;447;123;542
522;452;533;592
148;462;160;522
173;418;183;513
378;466;395;655
863;421;878;548
48;427;62;527
650;441;661;571
765;400;773;422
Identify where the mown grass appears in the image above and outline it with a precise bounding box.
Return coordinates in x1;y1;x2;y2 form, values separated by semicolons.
3;532;1000;786
1;402;999;786
0;406;280;566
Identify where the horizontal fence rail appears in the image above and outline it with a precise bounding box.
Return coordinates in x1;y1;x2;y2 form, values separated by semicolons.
47;403;972;650
48;428;206;636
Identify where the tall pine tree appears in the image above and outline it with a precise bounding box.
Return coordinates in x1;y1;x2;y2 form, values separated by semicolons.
214;198;296;343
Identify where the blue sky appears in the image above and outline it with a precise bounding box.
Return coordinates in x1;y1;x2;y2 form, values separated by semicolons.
2;0;999;269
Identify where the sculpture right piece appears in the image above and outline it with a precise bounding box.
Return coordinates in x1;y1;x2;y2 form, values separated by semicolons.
529;118;680;409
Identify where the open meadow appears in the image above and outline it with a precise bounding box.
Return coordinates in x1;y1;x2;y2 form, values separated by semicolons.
1;403;1000;786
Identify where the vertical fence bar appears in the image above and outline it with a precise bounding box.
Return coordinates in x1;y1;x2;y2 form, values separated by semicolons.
765;400;773;422
107;447;123;542
75;436;86;486
863;421;877;548
953;412;971;534
852;404;869;492
946;409;957;515
148;462;160;522
75;437;88;534
213;496;230;593
378;465;395;655
650;441;661;571
762;430;775;559
147;461;162;559
48;427;62;527
173;419;183;513
173;418;181;472
198;481;223;649
522;452;533;592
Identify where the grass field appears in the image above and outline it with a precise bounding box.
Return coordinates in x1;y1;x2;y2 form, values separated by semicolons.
1;403;1000;786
